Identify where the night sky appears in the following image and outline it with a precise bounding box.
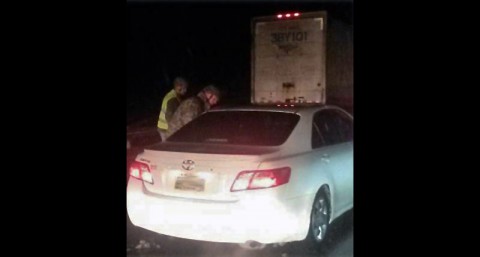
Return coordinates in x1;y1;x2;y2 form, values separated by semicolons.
127;1;353;122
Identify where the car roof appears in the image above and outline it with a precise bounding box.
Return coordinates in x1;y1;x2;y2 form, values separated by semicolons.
209;104;349;116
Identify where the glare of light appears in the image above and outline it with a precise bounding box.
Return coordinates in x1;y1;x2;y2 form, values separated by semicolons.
171;169;182;177
231;172;254;191
277;14;282;18
130;168;140;178
284;104;288;107
141;171;153;184
277;104;281;107
250;176;276;188
196;171;214;180
294;13;300;17
290;104;294;107
286;13;291;17
239;197;303;236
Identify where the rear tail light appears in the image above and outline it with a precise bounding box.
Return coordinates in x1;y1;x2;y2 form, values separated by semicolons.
129;161;154;184
231;167;291;191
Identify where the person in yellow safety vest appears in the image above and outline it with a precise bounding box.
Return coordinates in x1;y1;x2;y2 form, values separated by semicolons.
157;77;189;141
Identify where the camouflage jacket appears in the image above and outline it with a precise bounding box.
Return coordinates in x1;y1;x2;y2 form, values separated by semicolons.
166;96;206;137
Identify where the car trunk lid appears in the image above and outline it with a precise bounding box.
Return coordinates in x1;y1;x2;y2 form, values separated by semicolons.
138;143;277;201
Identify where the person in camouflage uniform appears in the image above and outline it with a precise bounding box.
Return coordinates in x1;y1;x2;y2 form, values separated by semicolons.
166;85;220;138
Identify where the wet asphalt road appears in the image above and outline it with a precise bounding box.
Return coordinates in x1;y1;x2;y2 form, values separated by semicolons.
126;209;353;257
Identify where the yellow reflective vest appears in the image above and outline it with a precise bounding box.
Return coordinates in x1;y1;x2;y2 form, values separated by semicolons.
157;89;178;130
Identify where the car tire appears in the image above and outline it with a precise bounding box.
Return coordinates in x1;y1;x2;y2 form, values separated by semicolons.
305;189;331;252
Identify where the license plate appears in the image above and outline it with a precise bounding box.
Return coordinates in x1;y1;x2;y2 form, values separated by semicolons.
175;176;205;192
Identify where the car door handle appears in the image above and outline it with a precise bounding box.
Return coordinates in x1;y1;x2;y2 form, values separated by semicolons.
321;154;330;163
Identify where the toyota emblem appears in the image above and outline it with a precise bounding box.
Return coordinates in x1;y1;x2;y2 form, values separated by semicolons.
182;160;195;171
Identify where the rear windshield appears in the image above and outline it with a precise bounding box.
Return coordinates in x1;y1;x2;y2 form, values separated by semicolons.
167;111;300;146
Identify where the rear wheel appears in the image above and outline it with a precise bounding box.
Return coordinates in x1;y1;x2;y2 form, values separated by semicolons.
305;190;331;251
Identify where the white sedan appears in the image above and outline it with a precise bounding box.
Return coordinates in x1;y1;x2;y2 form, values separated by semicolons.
127;105;353;250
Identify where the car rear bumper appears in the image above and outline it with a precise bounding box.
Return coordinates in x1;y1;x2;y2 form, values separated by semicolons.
127;178;313;244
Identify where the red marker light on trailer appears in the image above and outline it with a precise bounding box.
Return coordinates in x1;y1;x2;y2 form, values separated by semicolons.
294;13;300;17
286;13;291;17
277;14;283;18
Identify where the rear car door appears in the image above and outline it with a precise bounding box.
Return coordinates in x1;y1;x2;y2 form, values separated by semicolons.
312;109;353;212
